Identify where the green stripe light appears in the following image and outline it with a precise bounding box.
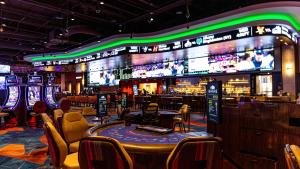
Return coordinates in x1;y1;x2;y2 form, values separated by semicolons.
31;12;300;62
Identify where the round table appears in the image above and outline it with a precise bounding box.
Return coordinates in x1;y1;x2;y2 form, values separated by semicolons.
87;121;207;169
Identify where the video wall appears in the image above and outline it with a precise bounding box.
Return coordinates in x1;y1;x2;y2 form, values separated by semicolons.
87;47;274;86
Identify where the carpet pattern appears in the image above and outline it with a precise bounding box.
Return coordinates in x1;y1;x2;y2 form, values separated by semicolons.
0;113;207;169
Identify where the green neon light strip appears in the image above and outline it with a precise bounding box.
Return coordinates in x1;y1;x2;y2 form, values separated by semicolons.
31;12;300;62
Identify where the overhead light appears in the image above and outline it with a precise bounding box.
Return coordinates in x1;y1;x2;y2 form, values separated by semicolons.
70;18;75;21
100;1;104;5
1;23;6;27
59;33;63;36
97;40;101;43
44;41;47;44
148;17;154;23
0;1;5;5
280;39;283;42
276;37;279;39
118;29;122;33
284;42;288;46
176;11;183;15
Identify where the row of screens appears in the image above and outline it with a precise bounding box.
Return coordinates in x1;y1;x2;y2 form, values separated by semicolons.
88;49;274;86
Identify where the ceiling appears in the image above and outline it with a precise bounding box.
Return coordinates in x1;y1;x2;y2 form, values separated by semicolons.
0;0;287;63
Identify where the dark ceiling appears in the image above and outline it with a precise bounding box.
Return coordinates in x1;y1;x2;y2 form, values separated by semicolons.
0;0;285;63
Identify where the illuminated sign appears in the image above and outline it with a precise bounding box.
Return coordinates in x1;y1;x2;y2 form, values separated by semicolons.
32;24;298;67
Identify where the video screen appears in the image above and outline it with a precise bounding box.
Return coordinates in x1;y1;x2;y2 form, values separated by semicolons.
0;76;5;90
139;83;157;95
133;85;138;95
188;57;209;73
88;69;120;86
132;60;187;78
237;49;274;71
28;86;41;107
6;75;18;84
46;87;56;105
97;94;107;116
5;86;19;107
208;54;238;73
0;65;10;73
28;76;43;84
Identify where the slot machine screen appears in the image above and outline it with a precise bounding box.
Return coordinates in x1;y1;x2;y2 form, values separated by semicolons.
28;86;41;106
46;87;56;105
5;86;19;107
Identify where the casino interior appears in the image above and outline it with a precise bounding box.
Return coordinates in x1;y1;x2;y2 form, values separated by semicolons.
2;1;300;169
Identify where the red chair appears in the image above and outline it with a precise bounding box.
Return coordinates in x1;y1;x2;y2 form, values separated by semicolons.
78;136;133;169
166;137;223;169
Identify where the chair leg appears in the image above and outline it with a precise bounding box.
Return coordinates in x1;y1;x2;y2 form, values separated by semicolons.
182;123;186;133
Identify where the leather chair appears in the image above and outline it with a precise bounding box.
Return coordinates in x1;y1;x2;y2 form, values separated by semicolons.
285;144;300;169
62;111;95;153
142;103;159;125
78;136;133;169
41;113;54;124
166;137;223;169
43;122;79;169
173;104;191;132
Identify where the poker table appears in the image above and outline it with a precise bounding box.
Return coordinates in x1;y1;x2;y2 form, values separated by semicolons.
87;121;209;169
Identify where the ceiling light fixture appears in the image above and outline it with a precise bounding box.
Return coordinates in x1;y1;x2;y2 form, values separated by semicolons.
100;1;104;5
71;18;75;21
0;1;5;5
59;33;63;36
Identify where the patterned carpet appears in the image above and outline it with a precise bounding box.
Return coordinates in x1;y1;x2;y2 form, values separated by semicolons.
0;113;207;169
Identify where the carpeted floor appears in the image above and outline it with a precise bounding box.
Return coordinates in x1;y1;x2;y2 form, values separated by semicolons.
0;113;207;169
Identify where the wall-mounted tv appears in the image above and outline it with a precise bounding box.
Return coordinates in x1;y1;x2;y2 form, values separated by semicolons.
88;69;120;86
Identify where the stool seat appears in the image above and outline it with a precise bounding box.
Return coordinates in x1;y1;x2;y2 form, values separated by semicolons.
30;112;38;116
0;113;9;117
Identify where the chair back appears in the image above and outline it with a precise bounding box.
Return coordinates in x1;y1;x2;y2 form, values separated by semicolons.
43;122;68;168
79;136;133;169
142;103;159;124
62;111;89;144
285;144;300;169
54;109;63;125
82;107;96;116
166;137;223;169
179;104;190;122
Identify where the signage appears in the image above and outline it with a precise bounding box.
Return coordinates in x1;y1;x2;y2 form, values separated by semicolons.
206;81;222;124
32;24;298;67
28;75;43;84
96;94;108;117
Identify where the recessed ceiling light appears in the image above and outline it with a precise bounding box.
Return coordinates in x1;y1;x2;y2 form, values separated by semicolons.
59;33;63;36
276;37;279;39
0;1;6;5
44;41;47;44
176;11;183;15
70;18;75;21
1;23;6;27
284;42;288;46
280;39;283;42
100;1;104;5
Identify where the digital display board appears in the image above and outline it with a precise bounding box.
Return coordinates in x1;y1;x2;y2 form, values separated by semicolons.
6;75;18;84
0;65;10;73
132;60;188;78
206;81;222;124
28;75;43;84
88;69;120;86
96;94;108;116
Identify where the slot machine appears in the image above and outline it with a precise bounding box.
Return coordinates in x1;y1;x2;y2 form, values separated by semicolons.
25;75;43;111
2;75;22;126
2;75;21;111
44;75;58;109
